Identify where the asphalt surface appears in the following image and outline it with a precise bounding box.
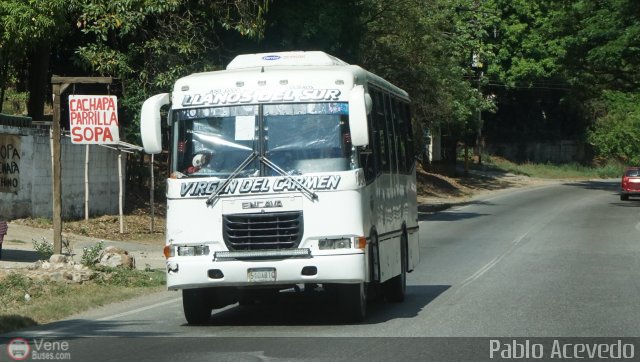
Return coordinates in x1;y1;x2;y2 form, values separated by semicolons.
4;178;640;361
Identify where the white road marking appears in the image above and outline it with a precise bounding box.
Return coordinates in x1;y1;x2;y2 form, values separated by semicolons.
26;297;182;337
458;232;528;291
97;297;182;321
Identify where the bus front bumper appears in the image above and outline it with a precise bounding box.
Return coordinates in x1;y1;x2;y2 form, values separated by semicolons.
165;252;366;290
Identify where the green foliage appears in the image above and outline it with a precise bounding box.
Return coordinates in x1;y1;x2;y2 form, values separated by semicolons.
0;269;166;334
557;0;640;92
68;0;270;143
32;237;54;260
1;0;638;165
0;273;31;294
1;89;28;115
258;0;362;59
0;0;67;46
587;91;640;164
0;0;68;113
482;155;623;179
354;0;497;154
594;161;626;179
92;266;166;288
81;240;104;267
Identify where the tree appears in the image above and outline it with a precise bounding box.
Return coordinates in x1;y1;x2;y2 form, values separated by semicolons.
587;91;640;164
70;0;270;142
0;0;67;117
356;0;496;164
1;1;269;132
555;0;640;162
480;0;640;164
556;0;640;93
256;0;364;61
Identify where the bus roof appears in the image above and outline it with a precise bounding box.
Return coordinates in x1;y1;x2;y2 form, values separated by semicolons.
226;51;349;70
173;51;409;103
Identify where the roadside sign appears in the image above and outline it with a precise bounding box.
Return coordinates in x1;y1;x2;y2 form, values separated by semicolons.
68;95;120;144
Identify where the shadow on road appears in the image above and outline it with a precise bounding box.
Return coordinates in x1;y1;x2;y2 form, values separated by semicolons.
2;319;173;338
0;248;40;263
562;179;640;207
419;211;489;222
1;285;450;337
418;200;495;222
562;180;618;192
610;200;640;207
199;284;451;327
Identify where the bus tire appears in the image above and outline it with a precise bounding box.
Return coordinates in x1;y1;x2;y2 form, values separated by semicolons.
182;288;212;325
338;282;367;322
384;233;407;303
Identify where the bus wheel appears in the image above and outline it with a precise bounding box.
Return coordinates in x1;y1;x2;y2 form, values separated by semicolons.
182;288;212;325
384;234;407;303
339;283;367;322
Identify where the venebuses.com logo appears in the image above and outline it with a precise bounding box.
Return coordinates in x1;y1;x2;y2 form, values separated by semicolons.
6;337;71;361
6;338;30;360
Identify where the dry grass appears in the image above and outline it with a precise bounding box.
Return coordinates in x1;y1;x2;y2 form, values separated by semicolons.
12;206;166;244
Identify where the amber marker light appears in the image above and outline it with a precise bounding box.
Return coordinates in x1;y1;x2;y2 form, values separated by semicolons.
163;245;173;259
357;236;367;249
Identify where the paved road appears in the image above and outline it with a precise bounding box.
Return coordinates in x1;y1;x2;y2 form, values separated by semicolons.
3;179;640;361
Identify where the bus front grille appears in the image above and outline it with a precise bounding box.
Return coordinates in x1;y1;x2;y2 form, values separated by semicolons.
223;211;303;250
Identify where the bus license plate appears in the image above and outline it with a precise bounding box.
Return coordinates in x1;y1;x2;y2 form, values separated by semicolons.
247;268;276;282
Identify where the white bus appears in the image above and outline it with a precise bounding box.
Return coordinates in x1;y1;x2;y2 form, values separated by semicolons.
140;51;419;324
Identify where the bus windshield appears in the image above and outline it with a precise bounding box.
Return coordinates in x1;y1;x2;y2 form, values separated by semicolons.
173;102;355;178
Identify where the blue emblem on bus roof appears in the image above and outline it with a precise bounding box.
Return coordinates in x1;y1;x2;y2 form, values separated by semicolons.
262;55;281;61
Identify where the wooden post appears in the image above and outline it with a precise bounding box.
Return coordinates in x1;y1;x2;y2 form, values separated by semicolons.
464;142;469;177
118;151;124;234
84;145;90;220
50;76;113;251
51;84;63;254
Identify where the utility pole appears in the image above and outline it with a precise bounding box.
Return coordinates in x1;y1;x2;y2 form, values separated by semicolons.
50;76;112;254
477;70;483;166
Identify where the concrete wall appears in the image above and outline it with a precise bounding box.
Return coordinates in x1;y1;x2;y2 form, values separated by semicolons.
0;125;125;219
422;128;442;163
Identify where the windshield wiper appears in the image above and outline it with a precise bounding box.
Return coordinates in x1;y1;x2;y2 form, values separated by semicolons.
206;151;258;206
205;153;319;205
260;156;318;201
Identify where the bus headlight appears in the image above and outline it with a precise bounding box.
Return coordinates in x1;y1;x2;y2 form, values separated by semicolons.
176;245;210;256
319;238;351;250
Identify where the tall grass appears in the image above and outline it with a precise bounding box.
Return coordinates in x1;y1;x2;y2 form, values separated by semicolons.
479;156;624;179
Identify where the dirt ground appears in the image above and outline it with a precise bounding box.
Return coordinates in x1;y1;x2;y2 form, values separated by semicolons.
416;165;546;205
10;204;167;244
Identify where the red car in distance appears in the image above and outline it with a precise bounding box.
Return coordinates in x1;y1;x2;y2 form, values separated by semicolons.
620;167;640;200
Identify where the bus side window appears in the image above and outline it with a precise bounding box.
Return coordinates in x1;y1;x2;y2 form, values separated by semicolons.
395;98;407;174
374;90;389;173
404;103;415;172
361;87;383;182
384;93;399;175
360;111;376;182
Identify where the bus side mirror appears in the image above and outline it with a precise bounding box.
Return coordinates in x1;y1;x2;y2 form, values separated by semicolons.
349;85;372;147
140;93;170;154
